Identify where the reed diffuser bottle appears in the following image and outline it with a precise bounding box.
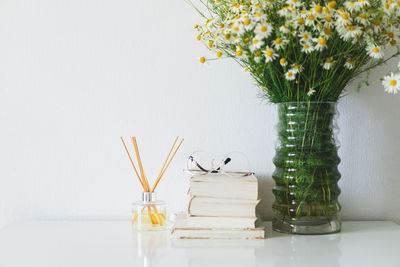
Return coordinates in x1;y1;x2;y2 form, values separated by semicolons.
132;192;166;231
121;136;183;231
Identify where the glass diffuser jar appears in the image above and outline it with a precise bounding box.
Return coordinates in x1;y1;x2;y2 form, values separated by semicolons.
272;102;341;234
132;192;166;231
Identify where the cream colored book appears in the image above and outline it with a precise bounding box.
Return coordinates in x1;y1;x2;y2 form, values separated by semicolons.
190;173;258;200
188;197;259;217
171;228;265;239
173;212;256;229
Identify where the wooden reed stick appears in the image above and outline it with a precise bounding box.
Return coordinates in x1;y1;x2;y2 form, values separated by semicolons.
131;137;150;192
152;138;184;192
151;136;179;191
120;137;146;190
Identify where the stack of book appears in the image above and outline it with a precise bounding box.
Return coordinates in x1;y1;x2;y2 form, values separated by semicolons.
172;172;264;239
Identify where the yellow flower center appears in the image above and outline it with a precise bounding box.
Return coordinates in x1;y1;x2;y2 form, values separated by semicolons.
298;18;305;25
280;58;287;64
323;7;330;13
324;28;332;35
275;38;283;44
315;5;323;13
260;25;267;32
360;14;367;19
266;49;273;57
390;80;397;86
374;19;381;25
288;72;293;77
200;57;206;63
243;19;251;25
372;47;380;53
348;25;356;31
325;16;332;22
217;51;222;58
350;2;355;6
255;13;261;17
342;13;349;20
196;35;201;41
255;51;261;57
328;1;337;8
245;37;251;43
224;33;231;39
304;44;310;49
208;41;214;48
236;50;243;56
346;59;352;63
391;39;397;46
326;58;333;63
388;32;394;38
302;33;309;39
255;4;262;8
318;37;327;45
307;14;315;21
253;39;259;44
294;65;300;69
234;27;240;32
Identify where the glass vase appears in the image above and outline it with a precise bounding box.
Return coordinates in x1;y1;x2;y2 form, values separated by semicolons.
272;102;341;234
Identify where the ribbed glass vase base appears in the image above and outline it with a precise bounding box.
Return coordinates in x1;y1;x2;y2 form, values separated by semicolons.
272;217;341;235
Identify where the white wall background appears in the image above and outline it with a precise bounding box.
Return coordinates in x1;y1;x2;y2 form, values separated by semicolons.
0;0;399;229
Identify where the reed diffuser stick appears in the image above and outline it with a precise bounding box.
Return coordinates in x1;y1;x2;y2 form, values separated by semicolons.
151;136;179;190
152;138;184;192
131;137;150;192
120;137;146;190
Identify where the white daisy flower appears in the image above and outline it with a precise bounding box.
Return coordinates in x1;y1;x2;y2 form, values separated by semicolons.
265;46;278;63
301;42;314;54
338;24;362;41
285;70;296;80
311;3;324;17
382;72;400;94
366;44;384;59
355;14;369;26
250;36;264;51
344;59;355;69
322;57;335;70
273;37;289;50
321;27;333;39
291;64;304;73
323;15;335;28
254;23;272;38
252;12;266;22
280;58;288;67
307;88;316;96
355;0;370;9
305;14;317;26
279;25;290;33
299;31;312;43
344;1;359;12
314;37;328;51
336;11;352;26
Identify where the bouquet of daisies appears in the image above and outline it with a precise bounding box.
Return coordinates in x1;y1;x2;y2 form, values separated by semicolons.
190;0;400;102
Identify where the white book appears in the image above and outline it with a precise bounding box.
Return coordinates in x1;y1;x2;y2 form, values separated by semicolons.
190;173;258;200
188;197;259;217
173;212;256;229
171;228;265;239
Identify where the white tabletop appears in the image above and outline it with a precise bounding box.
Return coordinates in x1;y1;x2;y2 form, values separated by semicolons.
0;221;399;267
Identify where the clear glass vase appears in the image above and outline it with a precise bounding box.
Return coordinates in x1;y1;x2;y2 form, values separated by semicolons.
272;102;341;234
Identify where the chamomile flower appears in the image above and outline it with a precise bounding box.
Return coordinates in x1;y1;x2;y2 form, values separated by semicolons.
299;31;312;42
321;27;333;39
344;59;355;69
355;0;370;9
265;46;278;62
285;70;296;80
344;1;359;12
367;44;384;59
315;37;328;51
355;13;369;26
338;24;362;41
254;23;272;38
273;37;288;49
301;42;314;53
382;72;400;94
307;88;316;96
323;15;335;27
322;57;335;70
336;11;352;26
250;36;264;51
311;3;324;17
291;64;304;73
279;25;290;33
305;14;317;26
280;58;288;67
